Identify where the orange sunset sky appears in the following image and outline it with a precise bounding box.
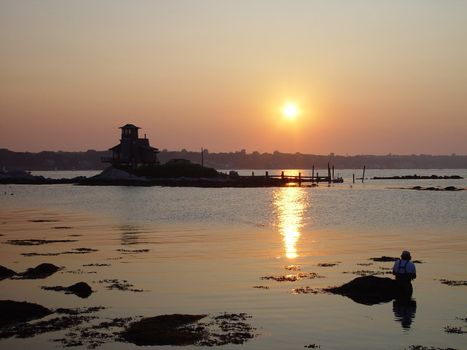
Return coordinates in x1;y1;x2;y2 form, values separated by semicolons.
0;0;466;155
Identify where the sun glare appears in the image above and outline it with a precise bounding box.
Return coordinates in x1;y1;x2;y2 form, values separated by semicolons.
282;102;299;120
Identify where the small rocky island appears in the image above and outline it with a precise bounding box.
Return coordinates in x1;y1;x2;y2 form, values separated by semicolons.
0;123;343;187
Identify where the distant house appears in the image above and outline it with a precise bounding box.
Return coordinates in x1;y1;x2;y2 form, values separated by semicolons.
103;124;159;168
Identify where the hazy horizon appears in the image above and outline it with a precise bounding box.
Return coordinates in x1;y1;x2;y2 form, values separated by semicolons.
1;1;466;154
3;146;467;158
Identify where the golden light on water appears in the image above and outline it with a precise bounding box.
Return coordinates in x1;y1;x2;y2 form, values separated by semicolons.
274;187;308;259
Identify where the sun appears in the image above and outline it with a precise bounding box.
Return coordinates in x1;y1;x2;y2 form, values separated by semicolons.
282;102;299;120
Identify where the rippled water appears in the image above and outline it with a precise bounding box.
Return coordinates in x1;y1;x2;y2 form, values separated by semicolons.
0;169;466;349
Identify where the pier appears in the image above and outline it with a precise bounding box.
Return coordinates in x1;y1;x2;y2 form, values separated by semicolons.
246;168;344;186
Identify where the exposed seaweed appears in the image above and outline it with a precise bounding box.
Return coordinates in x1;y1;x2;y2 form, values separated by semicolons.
261;272;323;282
292;287;321;294
53;317;134;348
6;239;77;246
439;279;467;287
116;248;150;254
21;247;98;257
317;262;340;267
406;346;459;350
342;270;389;276
444;326;466;334
28;219;59;223
98;279;144;292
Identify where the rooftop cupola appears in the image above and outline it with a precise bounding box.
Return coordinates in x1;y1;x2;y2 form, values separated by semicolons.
120;124;140;140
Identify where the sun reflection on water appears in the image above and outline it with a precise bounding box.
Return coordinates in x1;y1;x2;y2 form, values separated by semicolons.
274;187;309;259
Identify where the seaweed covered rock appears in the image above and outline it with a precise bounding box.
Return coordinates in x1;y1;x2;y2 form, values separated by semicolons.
42;282;93;298
122;313;256;346
325;275;399;305
0;265;16;280
122;314;207;346
0;300;52;327
17;263;60;279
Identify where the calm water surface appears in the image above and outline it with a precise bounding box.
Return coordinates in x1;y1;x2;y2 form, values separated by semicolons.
0;169;466;350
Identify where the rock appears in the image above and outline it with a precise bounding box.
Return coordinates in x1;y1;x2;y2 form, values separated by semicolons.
0;265;16;280
17;263;60;279
42;282;93;298
122;313;256;347
444;186;462;191
370;256;398;262
0;300;52;327
325;275;399;305
91;167;147;182
122;314;207;346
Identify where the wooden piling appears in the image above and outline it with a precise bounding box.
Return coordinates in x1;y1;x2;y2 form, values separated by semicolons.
332;166;335;180
281;171;284;179
266;171;269;178
362;166;366;183
353;173;355;184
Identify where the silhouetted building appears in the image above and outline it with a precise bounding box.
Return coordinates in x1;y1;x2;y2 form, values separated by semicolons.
103;124;159;168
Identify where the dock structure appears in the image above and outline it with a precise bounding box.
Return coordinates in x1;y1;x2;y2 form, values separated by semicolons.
246;170;343;186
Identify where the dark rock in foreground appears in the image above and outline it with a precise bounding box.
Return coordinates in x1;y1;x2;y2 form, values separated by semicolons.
325;275;399;305
122;313;256;346
0;265;16;280
122;314;208;346
0;300;52;327
17;263;60;279
42;282;93;298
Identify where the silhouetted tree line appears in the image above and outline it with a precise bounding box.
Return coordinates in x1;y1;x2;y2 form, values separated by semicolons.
1;148;466;170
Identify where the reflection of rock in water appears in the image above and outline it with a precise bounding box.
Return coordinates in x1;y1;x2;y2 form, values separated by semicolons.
393;298;417;329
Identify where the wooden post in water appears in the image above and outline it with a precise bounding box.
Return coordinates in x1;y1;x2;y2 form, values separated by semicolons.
362;166;366;183
266;171;269;178
353;173;355;184
298;172;301;186
316;172;319;182
252;171;254;177
327;163;331;183
281;171;284;179
332;166;335;180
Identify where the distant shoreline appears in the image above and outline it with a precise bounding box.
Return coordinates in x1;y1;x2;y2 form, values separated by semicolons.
1;149;467;171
